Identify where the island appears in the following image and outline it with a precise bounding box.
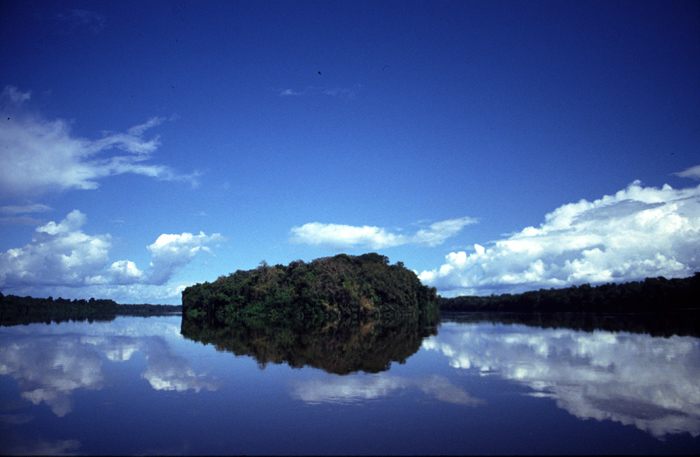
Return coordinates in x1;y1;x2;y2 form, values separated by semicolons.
181;253;440;328
180;253;440;373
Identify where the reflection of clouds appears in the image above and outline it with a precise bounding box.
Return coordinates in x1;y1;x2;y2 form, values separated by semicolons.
292;373;481;406
0;413;33;425
0;336;104;416
4;438;81;456
141;338;218;392
424;323;700;438
0;330;217;417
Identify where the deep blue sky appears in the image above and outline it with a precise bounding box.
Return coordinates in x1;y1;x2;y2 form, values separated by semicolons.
1;0;699;302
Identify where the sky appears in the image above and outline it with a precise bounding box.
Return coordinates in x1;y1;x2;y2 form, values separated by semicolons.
0;0;699;303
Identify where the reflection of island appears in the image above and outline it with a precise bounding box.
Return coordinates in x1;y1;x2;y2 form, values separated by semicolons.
0;332;217;417
442;311;700;337
182;316;437;375
424;321;700;438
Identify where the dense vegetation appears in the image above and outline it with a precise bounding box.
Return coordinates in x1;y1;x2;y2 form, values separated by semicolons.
182;253;439;328
439;273;700;313
0;292;181;326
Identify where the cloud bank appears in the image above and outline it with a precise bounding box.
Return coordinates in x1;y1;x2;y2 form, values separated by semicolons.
0;210;222;294
420;181;700;295
0;85;198;199
291;216;476;249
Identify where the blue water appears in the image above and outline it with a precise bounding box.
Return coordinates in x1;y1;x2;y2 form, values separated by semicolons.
1;315;699;455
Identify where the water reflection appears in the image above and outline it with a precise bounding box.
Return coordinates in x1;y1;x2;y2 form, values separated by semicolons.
4;439;81;456
425;321;700;438
292;373;482;406
181;316;437;375
0;329;217;417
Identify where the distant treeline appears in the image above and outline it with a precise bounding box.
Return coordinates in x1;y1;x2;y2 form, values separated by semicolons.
0;292;181;326
439;273;700;313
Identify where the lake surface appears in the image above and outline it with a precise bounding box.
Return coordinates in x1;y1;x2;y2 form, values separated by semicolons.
1;315;699;455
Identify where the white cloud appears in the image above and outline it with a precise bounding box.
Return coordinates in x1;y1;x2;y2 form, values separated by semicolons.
420;181;700;295
413;217;478;247
0;210;222;295
291;222;406;249
0;210;111;287
0;86;198;198
280;88;301;96
290;216;476;249
147;232;224;285
676;164;700;180
107;260;145;284
425;322;700;438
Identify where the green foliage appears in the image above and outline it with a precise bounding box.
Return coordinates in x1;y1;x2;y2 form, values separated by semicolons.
439;273;700;313
181;253;439;329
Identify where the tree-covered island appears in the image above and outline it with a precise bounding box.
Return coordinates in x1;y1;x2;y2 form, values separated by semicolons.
181;253;439;328
180;253;439;373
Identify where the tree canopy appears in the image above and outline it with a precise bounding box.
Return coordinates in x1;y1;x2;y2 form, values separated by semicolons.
181;253;439;328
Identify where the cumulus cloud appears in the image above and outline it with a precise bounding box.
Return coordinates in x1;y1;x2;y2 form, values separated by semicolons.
0;86;198;198
0;210;111;287
290;216;476;249
424;322;700;438
420;181;700;295
0;210;222;294
147;232;224;285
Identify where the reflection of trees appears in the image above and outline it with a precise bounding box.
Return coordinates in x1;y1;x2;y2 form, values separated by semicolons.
0;332;217;417
441;311;700;337
425;322;700;438
181;315;437;375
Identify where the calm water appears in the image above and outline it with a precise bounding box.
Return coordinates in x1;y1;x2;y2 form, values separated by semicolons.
1;315;699;455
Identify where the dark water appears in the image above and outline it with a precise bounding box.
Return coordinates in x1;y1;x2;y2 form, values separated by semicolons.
1;315;699;455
